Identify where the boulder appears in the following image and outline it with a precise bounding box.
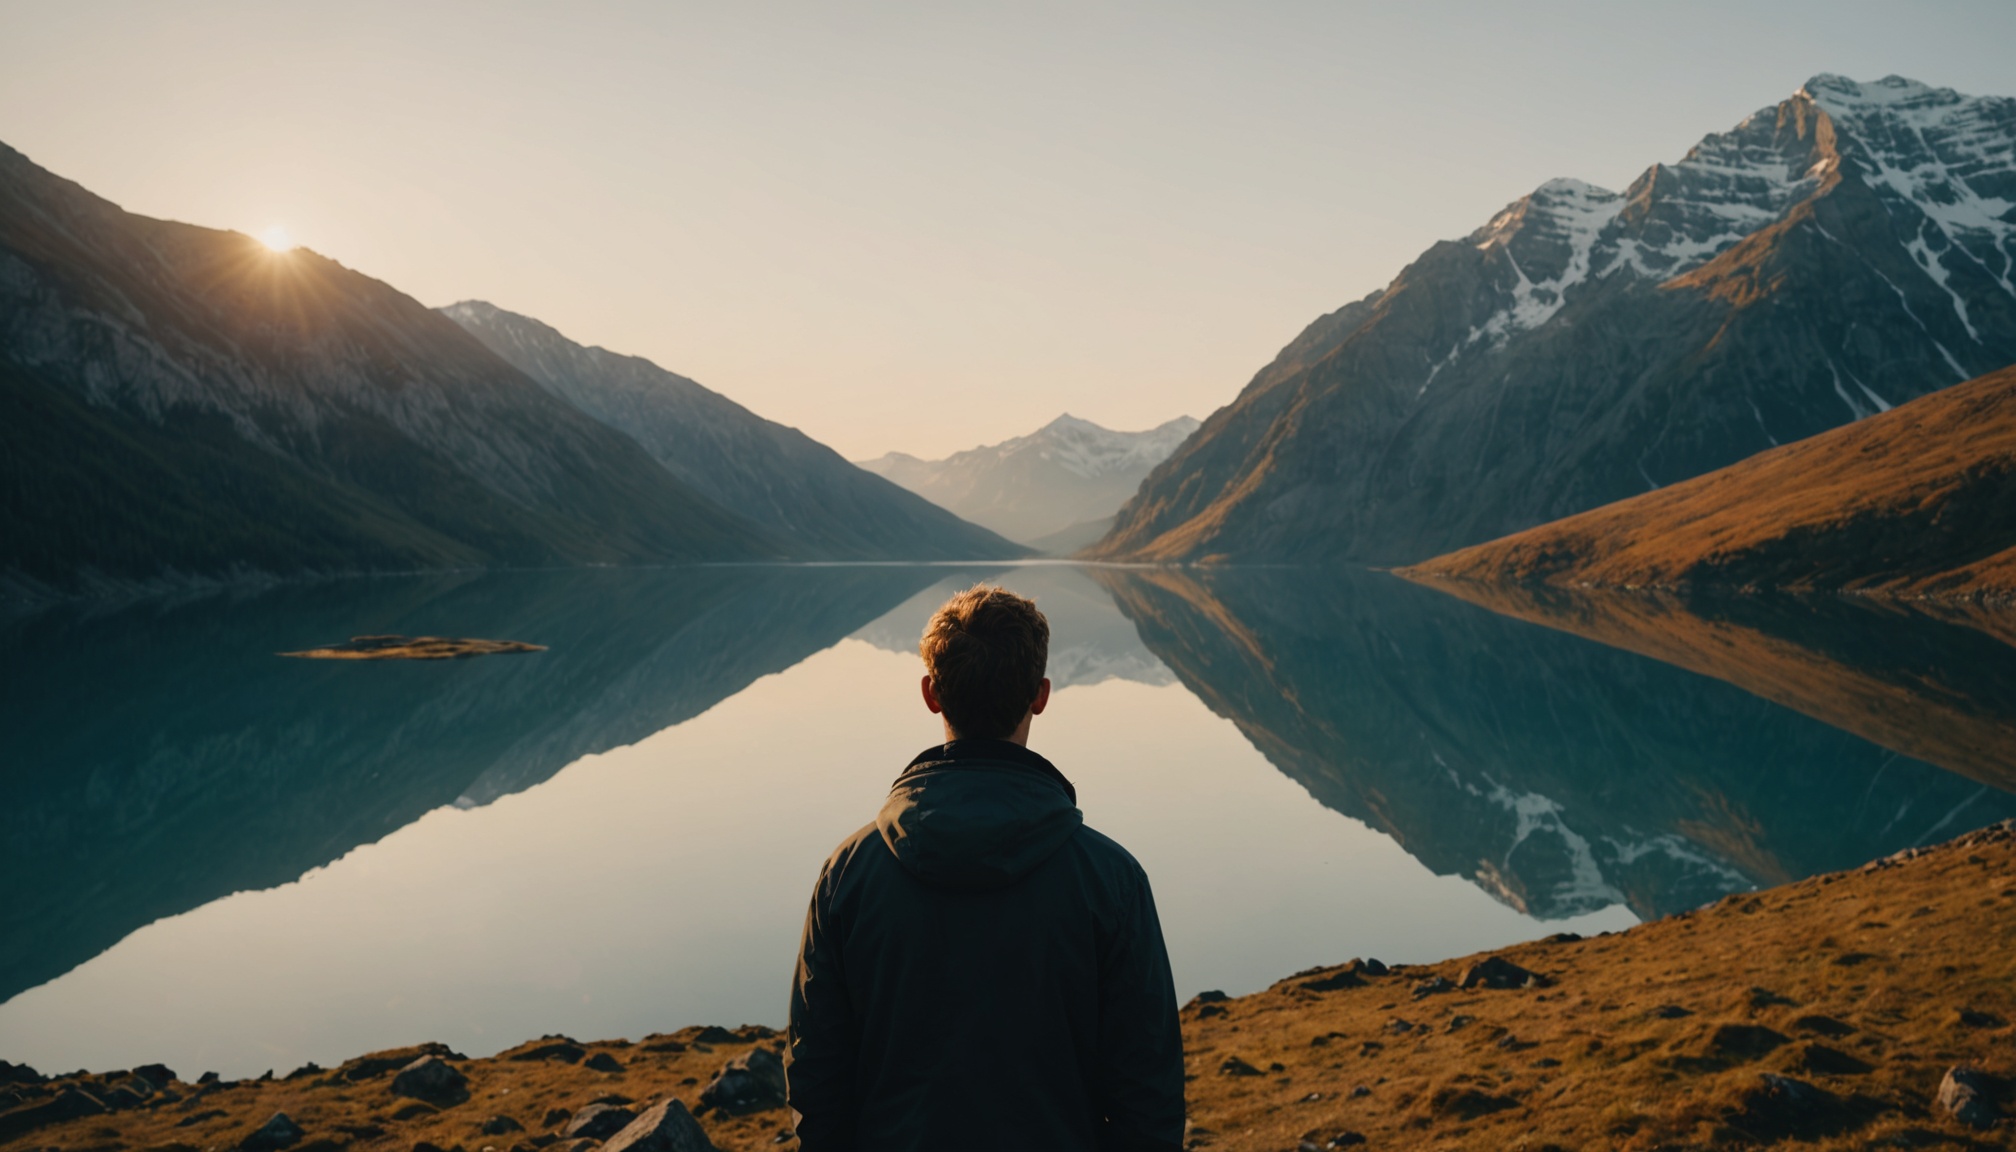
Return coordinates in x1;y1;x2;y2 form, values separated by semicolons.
1457;955;1543;990
241;1112;305;1152
1938;1067;1999;1130
697;1048;786;1116
390;1056;469;1106
480;1117;525;1136
343;1044;464;1083
0;1087;109;1142
0;1061;43;1086
562;1104;636;1141
132;1064;177;1089
1217;1056;1264;1077
582;1054;625;1074
600;1100;717;1152
541;1109;573;1130
507;1042;585;1065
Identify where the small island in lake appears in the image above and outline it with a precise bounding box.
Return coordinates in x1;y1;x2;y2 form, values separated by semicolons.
279;635;548;661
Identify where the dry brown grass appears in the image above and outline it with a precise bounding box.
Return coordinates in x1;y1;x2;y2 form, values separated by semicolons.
1402;363;2016;603
6;827;2014;1152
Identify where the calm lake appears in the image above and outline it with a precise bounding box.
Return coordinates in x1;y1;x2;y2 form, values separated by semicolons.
4;564;2014;1079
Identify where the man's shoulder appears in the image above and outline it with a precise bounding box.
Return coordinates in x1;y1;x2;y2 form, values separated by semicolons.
1067;822;1151;882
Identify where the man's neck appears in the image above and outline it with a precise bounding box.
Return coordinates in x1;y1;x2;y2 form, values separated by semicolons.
943;724;1031;748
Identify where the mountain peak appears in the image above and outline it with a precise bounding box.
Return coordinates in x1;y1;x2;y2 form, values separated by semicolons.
1799;72;1947;109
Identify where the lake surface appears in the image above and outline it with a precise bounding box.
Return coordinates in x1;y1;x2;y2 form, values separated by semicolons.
4;563;2013;1079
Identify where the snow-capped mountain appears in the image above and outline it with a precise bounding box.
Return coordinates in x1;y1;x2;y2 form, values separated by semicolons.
440;302;1025;561
859;413;1200;548
1094;74;2016;564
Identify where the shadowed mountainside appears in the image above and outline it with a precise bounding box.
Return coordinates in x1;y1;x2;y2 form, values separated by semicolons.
1092;75;2016;565
0;566;943;1004
440;302;1024;561
1401;363;2016;602
0;145;778;600
1091;567;2016;921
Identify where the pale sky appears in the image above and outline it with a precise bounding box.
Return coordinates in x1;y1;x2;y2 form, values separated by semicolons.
4;1;2014;459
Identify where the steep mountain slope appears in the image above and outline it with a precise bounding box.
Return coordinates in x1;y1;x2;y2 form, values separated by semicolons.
1401;363;2016;600
858;413;1199;545
0;145;776;598
440;302;1024;560
1092;74;2016;564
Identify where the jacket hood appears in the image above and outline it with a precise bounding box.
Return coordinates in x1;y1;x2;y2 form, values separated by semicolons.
876;740;1084;891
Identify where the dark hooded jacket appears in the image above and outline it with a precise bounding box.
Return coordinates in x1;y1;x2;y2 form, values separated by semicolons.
785;739;1184;1152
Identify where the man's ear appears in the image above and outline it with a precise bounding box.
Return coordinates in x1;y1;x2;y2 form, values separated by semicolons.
921;674;943;715
1029;677;1051;716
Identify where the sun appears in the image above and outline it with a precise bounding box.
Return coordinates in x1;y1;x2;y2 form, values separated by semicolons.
258;225;294;252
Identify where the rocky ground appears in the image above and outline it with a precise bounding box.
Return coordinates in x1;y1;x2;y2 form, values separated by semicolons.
4;823;2012;1152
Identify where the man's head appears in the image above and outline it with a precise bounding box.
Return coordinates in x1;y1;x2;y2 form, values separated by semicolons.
918;584;1051;743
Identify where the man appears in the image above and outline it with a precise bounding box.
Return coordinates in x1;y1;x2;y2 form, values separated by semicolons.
785;584;1185;1151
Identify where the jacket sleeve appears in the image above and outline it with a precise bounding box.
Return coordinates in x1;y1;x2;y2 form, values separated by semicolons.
1094;863;1187;1152
785;857;858;1152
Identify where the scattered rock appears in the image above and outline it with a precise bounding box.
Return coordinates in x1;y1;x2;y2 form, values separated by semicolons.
1352;959;1390;977
1748;987;1797;1009
1384;1018;1415;1035
1458;955;1545;990
1217;1056;1265;1077
589;1095;634;1107
542;1109;573;1129
1197;1004;1227;1019
240;1111;305;1152
1300;969;1365;993
507;1043;585;1065
1652;1004;1693;1019
1348;1085;1371;1098
1792;1014;1856;1038
1937;1066;1999;1130
1429;1086;1520;1120
0;1087;110;1142
636;1037;687;1055
1796;1043;1873;1076
1188;991;1229;1007
581;1054;624;1074
562;1104;636;1141
689;1027;738;1045
1410;976;1453;1000
341;1044;465;1084
599;1100;717;1152
1541;932;1583;945
481;1117;526;1136
0;1061;43;1086
1954;1008;2004;1029
392;1104;441;1122
391;1056;469;1106
177;1110;229;1128
698;1048;786;1116
1445;1015;1474;1033
132;1064;177;1089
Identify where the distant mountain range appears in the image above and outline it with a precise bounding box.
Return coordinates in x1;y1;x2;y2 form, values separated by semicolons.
859;413;1198;550
1091;74;2016;564
1403;362;2016;601
441;302;1022;561
0;145;1021;600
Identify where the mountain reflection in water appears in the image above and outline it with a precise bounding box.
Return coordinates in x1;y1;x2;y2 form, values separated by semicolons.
0;566;945;1004
1092;567;2016;921
5;563;2014;1075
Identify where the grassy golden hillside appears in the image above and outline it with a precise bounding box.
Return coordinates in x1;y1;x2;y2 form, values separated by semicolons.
1401;363;2016;602
5;823;2012;1151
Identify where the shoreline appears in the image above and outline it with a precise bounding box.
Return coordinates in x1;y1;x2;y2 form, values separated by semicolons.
4;821;2011;1151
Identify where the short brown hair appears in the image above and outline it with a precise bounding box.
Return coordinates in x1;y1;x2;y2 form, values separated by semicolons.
919;584;1050;739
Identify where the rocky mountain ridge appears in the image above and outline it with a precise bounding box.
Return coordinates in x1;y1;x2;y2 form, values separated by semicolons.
1091;74;2016;564
441;302;1022;561
0;143;776;598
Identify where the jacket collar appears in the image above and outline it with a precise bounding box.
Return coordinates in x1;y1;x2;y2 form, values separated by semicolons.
901;738;1077;804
